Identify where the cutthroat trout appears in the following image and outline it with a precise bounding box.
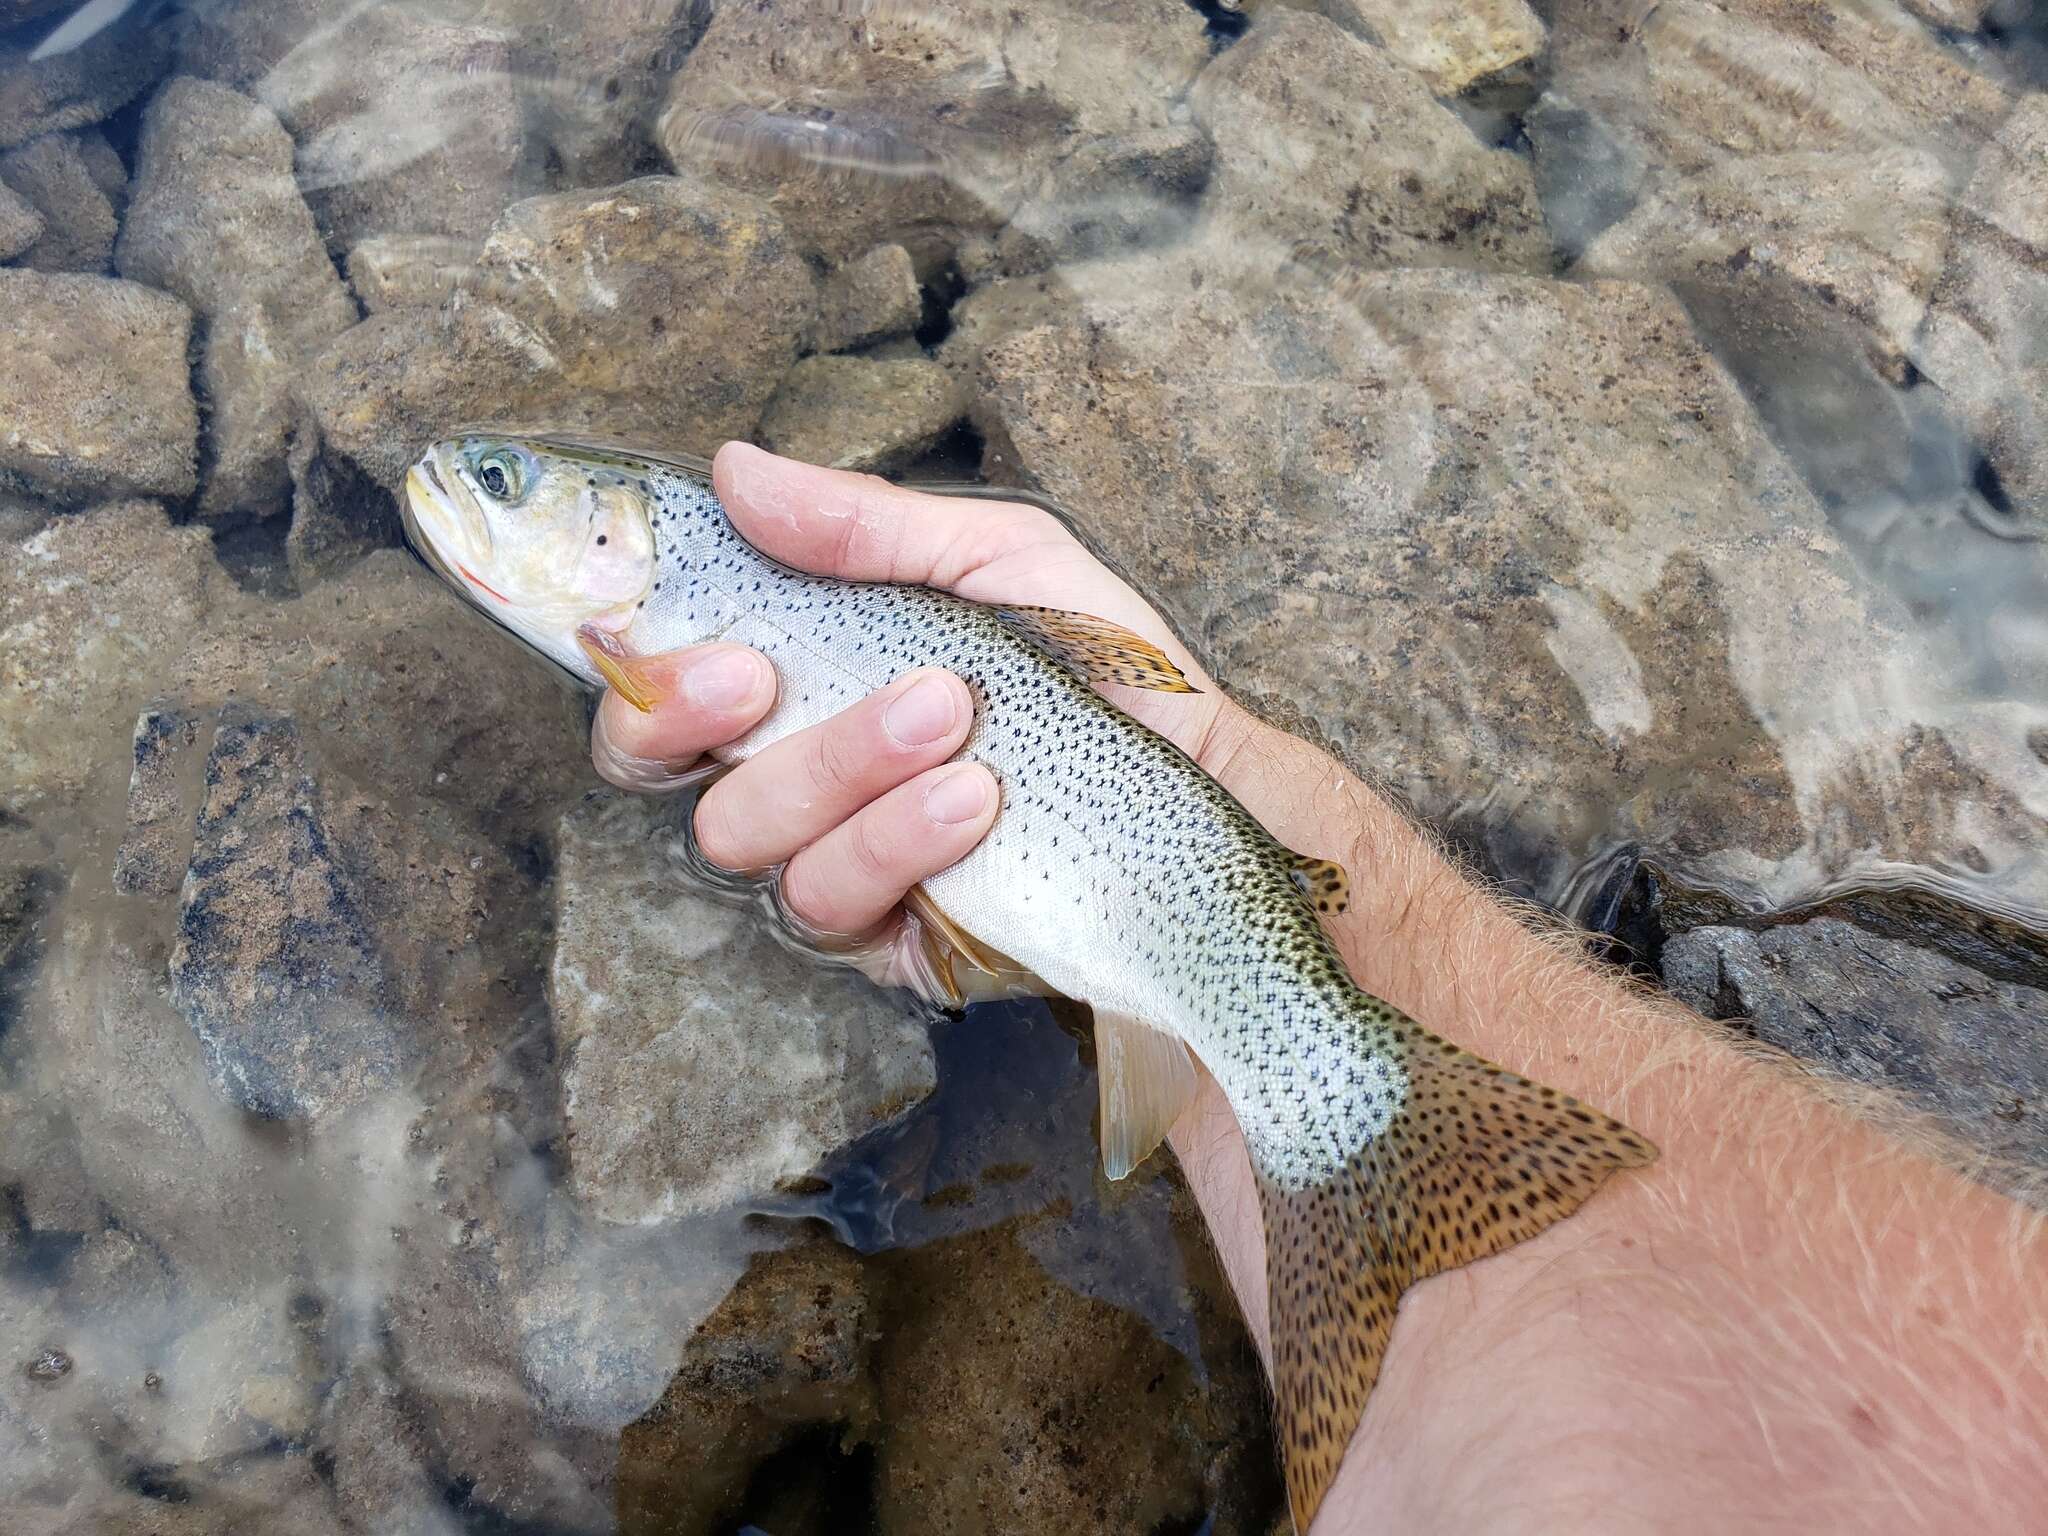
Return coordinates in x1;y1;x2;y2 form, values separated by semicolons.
403;432;1656;1528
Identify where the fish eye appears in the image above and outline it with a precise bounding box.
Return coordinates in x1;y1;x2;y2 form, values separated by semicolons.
473;449;526;502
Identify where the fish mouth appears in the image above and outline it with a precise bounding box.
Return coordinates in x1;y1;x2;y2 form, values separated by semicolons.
403;457;496;602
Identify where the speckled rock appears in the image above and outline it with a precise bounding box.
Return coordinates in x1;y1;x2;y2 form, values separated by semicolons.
1294;0;1547;94
1580;145;1951;359
1189;9;1550;274
168;712;409;1121
659;0;1210;268
762;354;964;471
972;257;2046;910
809;243;922;353
872;1218;1209;1536
0;7;172;148
1526;91;1649;261
616;1240;876;1533
1913;96;2048;522
118;78;358;523
1548;0;2009;178
1665;917;2048;1171
304;175;817;488
551;793;938;1226
0;177;38;257
346;233;479;313
0;131;120;272
111;707;201;897
1;503;215;805
254;4;543;246
0;273;198;504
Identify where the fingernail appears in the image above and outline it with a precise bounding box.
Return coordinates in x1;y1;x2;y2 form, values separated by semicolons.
884;673;962;747
684;647;769;711
924;766;991;825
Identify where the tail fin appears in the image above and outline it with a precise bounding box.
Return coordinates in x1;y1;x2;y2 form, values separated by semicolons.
1257;1029;1657;1530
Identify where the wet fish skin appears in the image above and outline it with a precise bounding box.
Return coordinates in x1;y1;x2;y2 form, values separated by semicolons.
403;431;1657;1529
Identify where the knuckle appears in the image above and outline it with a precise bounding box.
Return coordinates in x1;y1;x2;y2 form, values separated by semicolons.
691;791;746;870
776;857;835;931
843;812;903;891
808;718;876;801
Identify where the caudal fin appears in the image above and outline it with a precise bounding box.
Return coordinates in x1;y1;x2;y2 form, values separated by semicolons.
1257;1031;1657;1530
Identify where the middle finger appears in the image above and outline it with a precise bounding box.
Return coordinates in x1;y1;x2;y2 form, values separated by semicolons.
693;668;975;872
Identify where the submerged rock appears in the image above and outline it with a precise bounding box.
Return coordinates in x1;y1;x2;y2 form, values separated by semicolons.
1913;96;2048;523
0;7;172;149
809;243;923;354
872;1219;1211;1536
761;354;964;472
304;175;817;489
1303;0;1547;94
0;130;121;273
617;1240;876;1533
550;793;938;1226
0;177;39;258
118;78;358;523
345;233;479;314
1189;9;1549;274
0;273;197;504
253;4;543;246
973;256;2042;910
1664;917;2048;1172
111;707;201;898
1;502;215;805
659;0;1210;268
169;712;408;1120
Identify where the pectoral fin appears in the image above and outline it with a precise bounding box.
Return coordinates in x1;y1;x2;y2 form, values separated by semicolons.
995;605;1199;694
1094;1008;1199;1180
577;624;665;713
904;885;1057;1006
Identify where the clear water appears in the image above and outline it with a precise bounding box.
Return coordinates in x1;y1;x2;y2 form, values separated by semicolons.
3;0;2046;1531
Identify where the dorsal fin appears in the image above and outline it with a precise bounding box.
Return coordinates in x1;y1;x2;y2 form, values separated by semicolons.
1287;854;1350;917
1094;1008;1199;1180
994;605;1199;694
1256;1022;1656;1529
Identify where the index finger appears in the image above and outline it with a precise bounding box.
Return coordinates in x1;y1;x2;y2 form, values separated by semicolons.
712;440;1068;601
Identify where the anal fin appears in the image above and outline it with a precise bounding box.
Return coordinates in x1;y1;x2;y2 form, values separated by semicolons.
1094;1008;1199;1180
995;604;1199;693
1257;1022;1656;1530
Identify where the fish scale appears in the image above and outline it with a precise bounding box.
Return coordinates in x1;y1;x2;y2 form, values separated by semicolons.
402;431;1659;1531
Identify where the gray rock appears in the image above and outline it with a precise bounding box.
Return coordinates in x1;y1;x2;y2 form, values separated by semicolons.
993;122;1212;275
346;233;479;313
111;707;200;897
0;177;38;258
971;256;2044;910
1664;918;2048;1171
254;4;544;246
551;793;938;1225
117;78;358;523
168;712;409;1120
659;0;1210;268
303;175;817;488
809;243;922;354
1281;0;1547;94
0;131;119;272
1188;9;1550;274
0;6;172;148
0;273;198;503
1913;96;2048;522
761;354;964;472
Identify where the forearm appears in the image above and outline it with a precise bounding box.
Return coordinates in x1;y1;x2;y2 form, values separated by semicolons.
1172;707;2048;1532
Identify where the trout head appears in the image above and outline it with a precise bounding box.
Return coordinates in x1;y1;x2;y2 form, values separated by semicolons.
403;433;657;687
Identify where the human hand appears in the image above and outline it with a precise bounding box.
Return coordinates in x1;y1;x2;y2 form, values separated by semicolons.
590;440;1253;988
